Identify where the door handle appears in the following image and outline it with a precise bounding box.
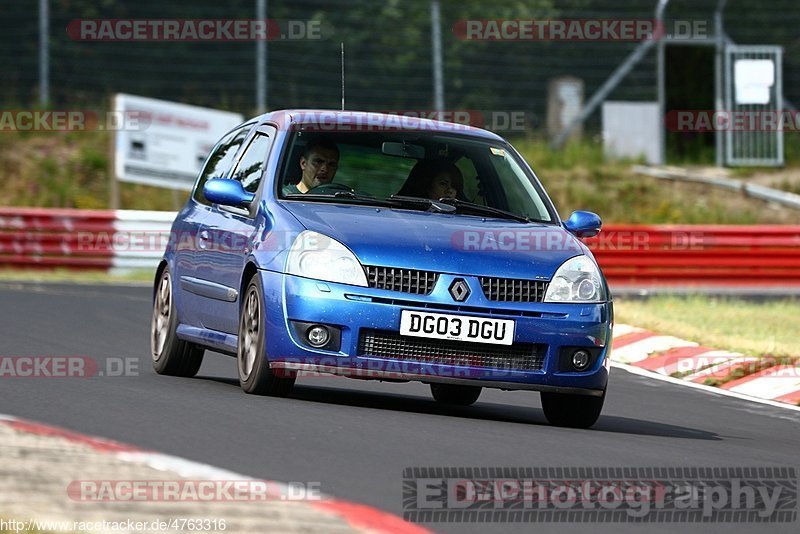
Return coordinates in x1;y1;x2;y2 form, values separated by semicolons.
198;230;210;250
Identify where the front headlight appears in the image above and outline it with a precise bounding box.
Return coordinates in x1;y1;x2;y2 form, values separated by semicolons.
544;255;606;303
286;231;368;287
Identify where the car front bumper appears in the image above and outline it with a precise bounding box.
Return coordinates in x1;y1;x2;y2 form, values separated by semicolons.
259;270;612;395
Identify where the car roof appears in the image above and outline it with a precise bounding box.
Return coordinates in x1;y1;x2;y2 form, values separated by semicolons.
249;109;506;142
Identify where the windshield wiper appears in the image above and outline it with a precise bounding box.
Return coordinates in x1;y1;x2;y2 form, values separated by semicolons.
435;198;531;223
333;191;456;213
284;192;456;213
284;192;391;207
388;195;456;213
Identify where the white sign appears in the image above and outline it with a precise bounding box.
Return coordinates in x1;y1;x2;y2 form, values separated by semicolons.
113;94;243;190
602;101;662;165
734;60;775;105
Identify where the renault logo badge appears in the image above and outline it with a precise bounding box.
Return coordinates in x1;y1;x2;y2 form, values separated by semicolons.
449;279;470;302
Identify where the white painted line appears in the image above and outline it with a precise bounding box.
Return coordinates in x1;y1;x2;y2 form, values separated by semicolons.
611;324;643;338
118;452;259;481
683;356;759;381
114;210;178;222
611;362;800;413
611;336;697;364
726;369;800;400
112;257;163;269
113;221;174;233
663;350;743;375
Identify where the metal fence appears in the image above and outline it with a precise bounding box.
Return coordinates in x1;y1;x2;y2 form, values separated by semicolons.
724;45;784;166
2;0;799;135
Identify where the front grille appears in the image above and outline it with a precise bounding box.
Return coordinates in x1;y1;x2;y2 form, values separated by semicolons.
364;266;438;295
480;276;549;302
358;329;544;371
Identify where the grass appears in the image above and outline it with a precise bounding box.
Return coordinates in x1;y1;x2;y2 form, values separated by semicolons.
0;268;154;284
513;137;793;223
0;129;185;211
614;296;800;359
0;129;797;222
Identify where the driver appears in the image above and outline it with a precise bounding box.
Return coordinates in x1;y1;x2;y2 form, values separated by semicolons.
283;136;340;194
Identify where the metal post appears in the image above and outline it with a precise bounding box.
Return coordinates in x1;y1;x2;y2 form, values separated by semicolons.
431;0;444;113
39;0;49;107
655;0;669;165
552;39;658;148
256;0;267;114
714;0;728;167
109;94;120;209
341;43;345;111
775;47;784;166
553;0;669;149
656;41;665;164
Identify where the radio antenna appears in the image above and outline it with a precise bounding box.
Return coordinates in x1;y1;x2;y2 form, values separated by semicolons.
341;42;345;111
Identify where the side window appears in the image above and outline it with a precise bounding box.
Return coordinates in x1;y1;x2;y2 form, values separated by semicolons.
193;124;252;205
230;131;274;194
488;152;552;221
454;156;482;203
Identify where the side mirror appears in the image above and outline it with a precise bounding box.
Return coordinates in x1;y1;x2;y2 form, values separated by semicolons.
564;211;602;238
204;179;255;208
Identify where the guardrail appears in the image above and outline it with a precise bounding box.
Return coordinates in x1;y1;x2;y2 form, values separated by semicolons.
583;225;800;287
0;208;176;272
1;208;799;287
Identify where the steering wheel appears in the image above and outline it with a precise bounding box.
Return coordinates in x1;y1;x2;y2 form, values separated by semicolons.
306;183;355;195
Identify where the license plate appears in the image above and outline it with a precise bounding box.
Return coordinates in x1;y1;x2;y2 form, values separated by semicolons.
399;310;515;346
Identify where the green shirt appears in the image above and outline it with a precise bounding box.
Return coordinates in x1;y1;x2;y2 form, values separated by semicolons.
282;183;302;195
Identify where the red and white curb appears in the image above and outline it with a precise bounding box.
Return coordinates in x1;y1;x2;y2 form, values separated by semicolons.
0;414;429;534
611;324;800;411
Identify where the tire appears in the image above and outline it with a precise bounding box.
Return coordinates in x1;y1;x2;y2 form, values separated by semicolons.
151;267;204;377
238;274;295;396
430;383;482;406
540;389;605;428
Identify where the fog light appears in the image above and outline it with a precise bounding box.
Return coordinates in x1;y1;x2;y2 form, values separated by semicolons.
572;349;592;371
306;325;330;347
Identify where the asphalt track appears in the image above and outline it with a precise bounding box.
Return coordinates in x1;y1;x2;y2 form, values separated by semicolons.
1;282;798;534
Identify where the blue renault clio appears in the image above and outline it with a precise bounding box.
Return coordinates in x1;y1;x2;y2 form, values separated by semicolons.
151;110;612;428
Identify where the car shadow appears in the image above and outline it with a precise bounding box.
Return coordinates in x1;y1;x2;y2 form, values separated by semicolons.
195;375;720;441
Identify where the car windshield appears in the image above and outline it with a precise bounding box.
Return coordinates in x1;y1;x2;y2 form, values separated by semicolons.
277;131;555;223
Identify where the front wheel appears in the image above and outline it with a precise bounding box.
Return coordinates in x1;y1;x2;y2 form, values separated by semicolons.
430;383;482;406
540;389;605;428
238;275;295;396
151;267;204;377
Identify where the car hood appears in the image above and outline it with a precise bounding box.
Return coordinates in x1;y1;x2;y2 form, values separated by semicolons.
282;202;586;280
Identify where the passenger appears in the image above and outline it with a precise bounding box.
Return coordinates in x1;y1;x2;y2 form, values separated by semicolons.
283;137;340;194
397;160;463;201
